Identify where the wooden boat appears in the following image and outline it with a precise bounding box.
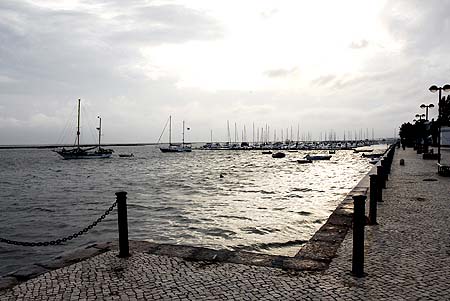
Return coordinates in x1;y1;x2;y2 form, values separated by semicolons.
272;152;286;158
262;151;273;154
54;99;113;159
304;154;332;160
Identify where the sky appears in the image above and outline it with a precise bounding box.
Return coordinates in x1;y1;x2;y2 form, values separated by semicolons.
0;0;449;145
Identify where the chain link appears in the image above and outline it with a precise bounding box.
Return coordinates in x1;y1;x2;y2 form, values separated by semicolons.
0;201;117;247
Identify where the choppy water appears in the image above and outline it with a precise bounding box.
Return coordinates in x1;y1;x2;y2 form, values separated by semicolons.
0;145;384;276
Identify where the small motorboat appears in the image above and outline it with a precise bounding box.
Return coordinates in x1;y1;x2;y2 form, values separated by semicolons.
262;151;273;154
119;153;134;158
329;150;336;154
362;153;382;158
369;157;380;164
304;154;332;160
354;148;373;153
272;152;286;158
297;159;312;164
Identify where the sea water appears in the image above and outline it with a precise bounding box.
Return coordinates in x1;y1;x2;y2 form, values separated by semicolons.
0;145;383;276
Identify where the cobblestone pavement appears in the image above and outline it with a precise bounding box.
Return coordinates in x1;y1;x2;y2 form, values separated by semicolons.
1;148;449;300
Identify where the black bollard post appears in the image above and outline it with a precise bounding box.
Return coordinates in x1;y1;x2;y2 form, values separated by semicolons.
368;175;378;225
381;159;388;181
352;195;367;277
116;191;129;258
378;164;386;189
377;166;384;202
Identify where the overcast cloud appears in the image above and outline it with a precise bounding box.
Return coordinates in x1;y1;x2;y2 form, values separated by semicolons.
0;0;449;145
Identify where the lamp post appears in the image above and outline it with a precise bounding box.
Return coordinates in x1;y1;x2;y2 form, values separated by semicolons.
429;84;450;163
415;113;425;121
414;114;426;153
420;104;434;121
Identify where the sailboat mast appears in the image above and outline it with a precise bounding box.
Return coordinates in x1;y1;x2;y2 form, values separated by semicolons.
77;98;81;148
182;120;185;146
97;116;102;148
169;115;172;145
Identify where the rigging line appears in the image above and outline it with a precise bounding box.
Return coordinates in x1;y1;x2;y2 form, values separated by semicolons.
82;106;98;146
156;116;170;144
56;104;77;145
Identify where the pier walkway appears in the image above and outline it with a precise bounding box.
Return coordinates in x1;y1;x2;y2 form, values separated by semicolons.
1;148;449;300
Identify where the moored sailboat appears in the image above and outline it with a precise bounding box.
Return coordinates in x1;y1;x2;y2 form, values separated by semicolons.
159;116;192;153
54;99;113;159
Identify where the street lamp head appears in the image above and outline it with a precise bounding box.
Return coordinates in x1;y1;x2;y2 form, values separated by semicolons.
420;104;426;108
429;103;435;108
429;85;439;93
415;114;420;118
443;84;450;92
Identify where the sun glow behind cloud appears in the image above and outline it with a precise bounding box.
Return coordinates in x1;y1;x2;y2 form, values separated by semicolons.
1;0;443;144
144;0;395;91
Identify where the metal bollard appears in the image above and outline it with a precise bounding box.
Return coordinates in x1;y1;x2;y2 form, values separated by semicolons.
377;166;384;201
116;191;129;257
377;165;386;189
368;175;378;225
352;195;367;277
381;159;388;180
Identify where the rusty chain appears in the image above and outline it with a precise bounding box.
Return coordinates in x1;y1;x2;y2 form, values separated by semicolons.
0;201;117;247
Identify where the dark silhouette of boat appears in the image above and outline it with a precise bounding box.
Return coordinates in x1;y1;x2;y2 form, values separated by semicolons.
297;159;312;164
362;153;382;158
159;116;192;153
54;99;113;159
272;152;286;158
119;153;134;157
304;154;332;160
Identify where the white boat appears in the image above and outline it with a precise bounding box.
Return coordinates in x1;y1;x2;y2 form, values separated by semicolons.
159;116;192;153
54;99;113;159
304;154;332;160
297;159;312;164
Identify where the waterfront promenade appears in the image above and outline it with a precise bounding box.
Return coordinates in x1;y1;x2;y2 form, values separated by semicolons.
1;147;449;300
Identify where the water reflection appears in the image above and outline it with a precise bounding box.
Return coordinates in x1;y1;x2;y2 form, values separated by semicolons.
0;146;381;275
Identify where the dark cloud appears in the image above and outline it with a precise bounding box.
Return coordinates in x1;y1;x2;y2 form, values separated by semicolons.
109;4;223;45
381;0;450;55
264;67;298;78
350;40;369;49
311;74;336;86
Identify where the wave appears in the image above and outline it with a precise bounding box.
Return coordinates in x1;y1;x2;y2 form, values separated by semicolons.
234;239;308;252
241;226;280;235
216;215;252;221
33;207;55;213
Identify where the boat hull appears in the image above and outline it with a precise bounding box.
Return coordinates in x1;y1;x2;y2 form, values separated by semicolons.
304;154;332;160
55;148;113;160
160;146;192;153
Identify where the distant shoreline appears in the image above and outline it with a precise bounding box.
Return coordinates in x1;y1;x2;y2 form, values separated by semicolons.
0;143;158;150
